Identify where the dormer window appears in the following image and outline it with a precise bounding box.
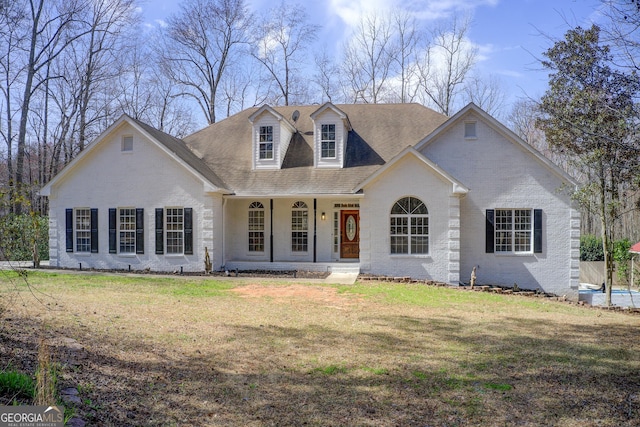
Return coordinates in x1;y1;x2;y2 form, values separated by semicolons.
259;126;273;159
249;104;295;170
310;102;351;169
321;124;336;158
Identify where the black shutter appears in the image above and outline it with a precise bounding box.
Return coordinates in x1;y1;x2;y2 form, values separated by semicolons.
136;208;144;254
485;209;494;253
90;208;99;253
109;208;117;254
65;209;73;252
534;209;542;253
155;208;164;254
184;207;193;255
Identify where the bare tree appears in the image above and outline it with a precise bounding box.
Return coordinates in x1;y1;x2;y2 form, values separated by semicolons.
74;0;139;152
0;0;27;191
341;11;395;103
389;9;422;103
250;1;318;106
313;46;342;104
14;0;90;212
159;0;253;125
462;73;506;118
600;0;640;71
419;14;477;116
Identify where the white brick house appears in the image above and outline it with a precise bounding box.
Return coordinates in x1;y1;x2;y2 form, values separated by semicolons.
40;102;580;298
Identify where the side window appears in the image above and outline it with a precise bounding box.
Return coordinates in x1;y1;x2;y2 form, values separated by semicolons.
75;208;91;253
66;208;97;253
486;209;542;254
155;207;193;255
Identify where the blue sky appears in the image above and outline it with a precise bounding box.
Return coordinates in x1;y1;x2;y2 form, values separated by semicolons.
140;0;603;113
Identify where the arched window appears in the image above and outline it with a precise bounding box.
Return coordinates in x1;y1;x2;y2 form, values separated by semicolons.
390;197;429;254
248;202;264;252
291;201;308;252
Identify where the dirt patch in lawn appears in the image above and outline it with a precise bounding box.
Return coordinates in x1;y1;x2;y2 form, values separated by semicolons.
231;283;360;306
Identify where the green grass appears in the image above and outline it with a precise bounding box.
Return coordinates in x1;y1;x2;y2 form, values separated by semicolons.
0;270;235;298
0;368;35;402
1;272;639;426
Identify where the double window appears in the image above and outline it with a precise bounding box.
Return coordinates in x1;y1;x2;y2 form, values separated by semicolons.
248;202;265;252
486;209;542;254
320;124;336;158
291;201;308;252
390;197;429;255
259;126;273;159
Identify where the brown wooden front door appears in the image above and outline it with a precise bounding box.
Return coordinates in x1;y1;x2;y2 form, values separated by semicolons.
340;210;359;259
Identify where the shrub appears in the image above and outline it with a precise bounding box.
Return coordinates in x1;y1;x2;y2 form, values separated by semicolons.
580;234;604;261
0;213;48;261
613;238;632;284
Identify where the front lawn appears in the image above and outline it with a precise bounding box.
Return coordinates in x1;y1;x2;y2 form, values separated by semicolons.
1;271;638;426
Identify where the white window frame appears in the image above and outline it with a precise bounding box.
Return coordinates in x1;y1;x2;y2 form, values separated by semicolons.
119;208;136;254
166;207;184;255
291;201;308;253
259;126;273;160
248;202;265;252
390;197;429;255
495;208;533;254
321;124;336;159
75;208;91;253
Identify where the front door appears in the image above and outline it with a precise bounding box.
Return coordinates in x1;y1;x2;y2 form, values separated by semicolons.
340;210;359;259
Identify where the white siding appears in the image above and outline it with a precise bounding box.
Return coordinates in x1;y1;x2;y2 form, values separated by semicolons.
252;115;292;170
313;110;345;168
360;154;461;283
48;122;222;272
420;111;579;298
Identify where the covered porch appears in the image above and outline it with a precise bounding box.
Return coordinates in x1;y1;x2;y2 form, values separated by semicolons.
221;195;363;268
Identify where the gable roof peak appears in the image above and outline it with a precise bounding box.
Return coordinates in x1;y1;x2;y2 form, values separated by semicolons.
310;102;352;130
248;104;296;132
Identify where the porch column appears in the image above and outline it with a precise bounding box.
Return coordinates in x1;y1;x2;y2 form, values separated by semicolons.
313;198;317;263
270;199;274;263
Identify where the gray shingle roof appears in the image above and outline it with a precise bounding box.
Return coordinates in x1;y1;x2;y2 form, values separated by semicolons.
129;116;229;190
183;104;448;196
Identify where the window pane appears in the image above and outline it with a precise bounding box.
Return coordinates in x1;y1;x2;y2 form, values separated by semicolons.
119;208;136;253
248;204;265;252
75;208;91;253
166;208;184;254
321;124;336;158
292;203;308;252
411;236;429;254
390;197;428;254
494;209;532;252
391;236;408;254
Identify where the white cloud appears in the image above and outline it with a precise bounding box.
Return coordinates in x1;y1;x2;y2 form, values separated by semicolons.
329;0;500;26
